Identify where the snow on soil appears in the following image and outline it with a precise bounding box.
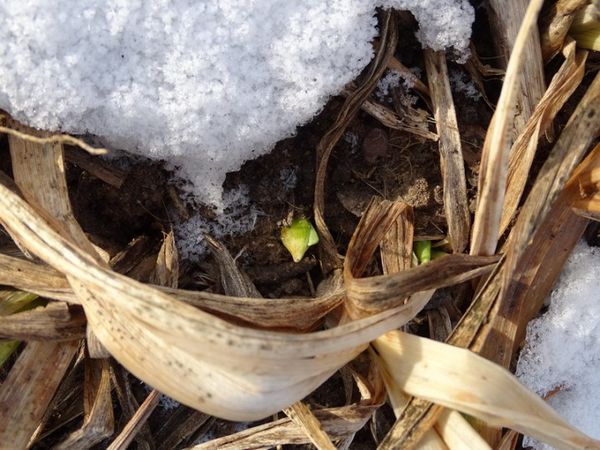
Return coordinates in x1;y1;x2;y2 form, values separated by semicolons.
516;242;600;448
0;0;473;207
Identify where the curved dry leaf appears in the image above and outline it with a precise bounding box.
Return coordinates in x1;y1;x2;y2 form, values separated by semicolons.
0;180;435;421
500;40;587;236
0;253;342;330
343;198;498;317
374;331;599;450
470;0;545;256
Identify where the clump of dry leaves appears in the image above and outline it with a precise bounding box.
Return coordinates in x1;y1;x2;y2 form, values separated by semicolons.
1;1;600;449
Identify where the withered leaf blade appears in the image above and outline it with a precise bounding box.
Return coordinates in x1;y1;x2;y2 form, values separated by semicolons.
150;231;180;289
501;40;587;236
374;331;599;450
504;70;600;293
313;11;397;273
0;177;442;421
0;341;80;448
471;0;545;257
424;49;470;253
54;357;114;449
0;302;86;341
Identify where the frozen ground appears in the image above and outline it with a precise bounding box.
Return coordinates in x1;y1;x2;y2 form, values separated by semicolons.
517;241;600;449
0;0;473;207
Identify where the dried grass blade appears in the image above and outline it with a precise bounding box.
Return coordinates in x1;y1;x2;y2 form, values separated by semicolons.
313;12;397;272
424;49;470;253
190;404;379;450
374;331;599;450
0;302;85;341
503;71;600;292
480;144;600;368
346;256;497;316
155;409;210;450
380;204;414;274
205;235;261;298
0;340;80;448
434;410;491;450
500;40;587;236
497;430;519;450
373;204;485;450
0;178;442;421
347;92;437;141
486;0;546;130
388;56;431;98
470;0;545;256
283;402;337;450
0;112;107;155
377;260;504;449
572;196;600;219
344;199;497;317
150;231;179;289
378;398;445;450
539;0;589;60
111;363;156;450
345;198;408;279
0;253;71;296
107;389;160;450
64;148;126;188
9;135;108;358
8;138;100;259
0;251;342;331
54;357;114;449
374;353;447;450
0;289;40;365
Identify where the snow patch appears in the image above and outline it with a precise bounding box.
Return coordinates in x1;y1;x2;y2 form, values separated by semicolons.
449;69;481;101
516;242;600;448
0;0;474;206
174;185;260;261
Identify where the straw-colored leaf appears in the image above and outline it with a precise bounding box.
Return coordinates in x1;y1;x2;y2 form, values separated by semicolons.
470;0;545;256
480;145;600;368
344;89;438;141
503;70;600;291
500;39;587;236
486;0;545;131
0;175;444;421
540;0;589;60
434;410;491;450
424;49;470;253
54;357;114;449
374;330;599;450
388;56;431;98
0;302;85;341
343;199;498;318
0;341;80;448
370;203;488;450
192;359;385;449
0;252;342;331
108;389;160;450
150;231;179;289
191;403;379;450
283;402;337;450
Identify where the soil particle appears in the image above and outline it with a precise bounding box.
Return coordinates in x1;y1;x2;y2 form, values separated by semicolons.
362;128;389;164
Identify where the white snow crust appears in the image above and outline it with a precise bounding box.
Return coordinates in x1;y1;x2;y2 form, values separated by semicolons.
0;0;473;205
516;242;600;448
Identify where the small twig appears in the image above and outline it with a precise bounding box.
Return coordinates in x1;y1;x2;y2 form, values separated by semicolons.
108;389;161;450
